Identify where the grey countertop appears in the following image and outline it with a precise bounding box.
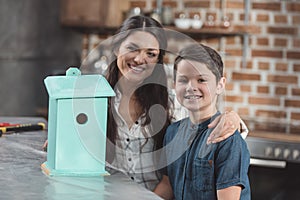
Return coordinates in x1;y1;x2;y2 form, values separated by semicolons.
0;116;162;200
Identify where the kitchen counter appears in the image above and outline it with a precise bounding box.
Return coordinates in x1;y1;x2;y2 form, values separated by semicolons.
0;116;162;200
249;130;300;143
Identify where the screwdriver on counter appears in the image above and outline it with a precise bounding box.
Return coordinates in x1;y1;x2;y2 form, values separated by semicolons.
0;122;46;137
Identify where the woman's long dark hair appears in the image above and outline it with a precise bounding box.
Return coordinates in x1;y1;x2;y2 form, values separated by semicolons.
106;16;171;156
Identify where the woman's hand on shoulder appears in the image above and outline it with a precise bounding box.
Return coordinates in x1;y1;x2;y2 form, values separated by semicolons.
206;111;241;144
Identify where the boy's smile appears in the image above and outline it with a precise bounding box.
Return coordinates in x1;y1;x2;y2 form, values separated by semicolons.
184;94;203;100
175;59;225;122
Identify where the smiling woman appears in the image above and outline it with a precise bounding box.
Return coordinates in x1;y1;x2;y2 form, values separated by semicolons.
115;31;160;85
105;15;171;191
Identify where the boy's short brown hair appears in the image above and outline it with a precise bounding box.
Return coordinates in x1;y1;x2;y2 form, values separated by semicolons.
174;43;224;82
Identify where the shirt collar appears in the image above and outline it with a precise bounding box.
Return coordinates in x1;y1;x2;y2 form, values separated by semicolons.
112;88;146;127
188;111;221;130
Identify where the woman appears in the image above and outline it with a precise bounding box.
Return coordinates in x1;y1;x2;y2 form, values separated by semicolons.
104;15;246;191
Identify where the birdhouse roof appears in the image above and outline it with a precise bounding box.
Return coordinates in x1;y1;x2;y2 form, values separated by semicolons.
44;68;115;99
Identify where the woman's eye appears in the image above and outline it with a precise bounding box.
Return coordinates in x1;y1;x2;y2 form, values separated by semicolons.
177;78;187;83
147;52;158;58
127;46;138;52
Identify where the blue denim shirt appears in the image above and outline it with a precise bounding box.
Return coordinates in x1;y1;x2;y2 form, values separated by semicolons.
162;112;251;200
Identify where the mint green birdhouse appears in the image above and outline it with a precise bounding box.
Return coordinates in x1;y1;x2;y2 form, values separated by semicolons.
41;67;115;176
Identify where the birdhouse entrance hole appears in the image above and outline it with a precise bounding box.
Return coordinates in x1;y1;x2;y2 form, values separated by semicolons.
76;113;88;124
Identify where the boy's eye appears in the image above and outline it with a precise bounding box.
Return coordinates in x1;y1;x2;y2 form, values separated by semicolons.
198;78;206;83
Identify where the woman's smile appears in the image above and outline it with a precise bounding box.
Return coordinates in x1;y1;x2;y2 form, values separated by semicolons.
116;31;159;84
128;63;146;73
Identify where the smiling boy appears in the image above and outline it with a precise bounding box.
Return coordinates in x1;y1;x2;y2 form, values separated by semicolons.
154;43;251;200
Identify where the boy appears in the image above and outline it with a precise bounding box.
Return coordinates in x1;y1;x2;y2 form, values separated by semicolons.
154;43;251;200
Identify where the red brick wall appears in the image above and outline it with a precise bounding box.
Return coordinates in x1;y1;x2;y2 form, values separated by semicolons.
221;0;300;133
83;0;300;133
165;0;300;133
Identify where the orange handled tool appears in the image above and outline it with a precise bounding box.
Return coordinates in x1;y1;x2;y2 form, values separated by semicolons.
0;122;46;137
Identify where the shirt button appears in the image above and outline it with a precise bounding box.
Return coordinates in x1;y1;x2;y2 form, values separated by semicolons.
126;138;130;142
128;158;132;161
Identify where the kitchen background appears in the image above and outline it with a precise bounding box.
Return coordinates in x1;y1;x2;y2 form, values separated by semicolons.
1;0;300;134
0;0;82;117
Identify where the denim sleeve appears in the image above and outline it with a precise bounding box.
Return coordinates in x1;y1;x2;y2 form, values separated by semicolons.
214;131;250;190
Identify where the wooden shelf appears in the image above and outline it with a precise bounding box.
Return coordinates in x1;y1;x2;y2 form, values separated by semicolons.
164;25;259;39
63;24;259;39
64;23;256;68
63;25;255;67
62;25;118;36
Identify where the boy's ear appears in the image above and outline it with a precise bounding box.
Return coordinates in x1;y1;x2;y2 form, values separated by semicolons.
216;77;226;95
